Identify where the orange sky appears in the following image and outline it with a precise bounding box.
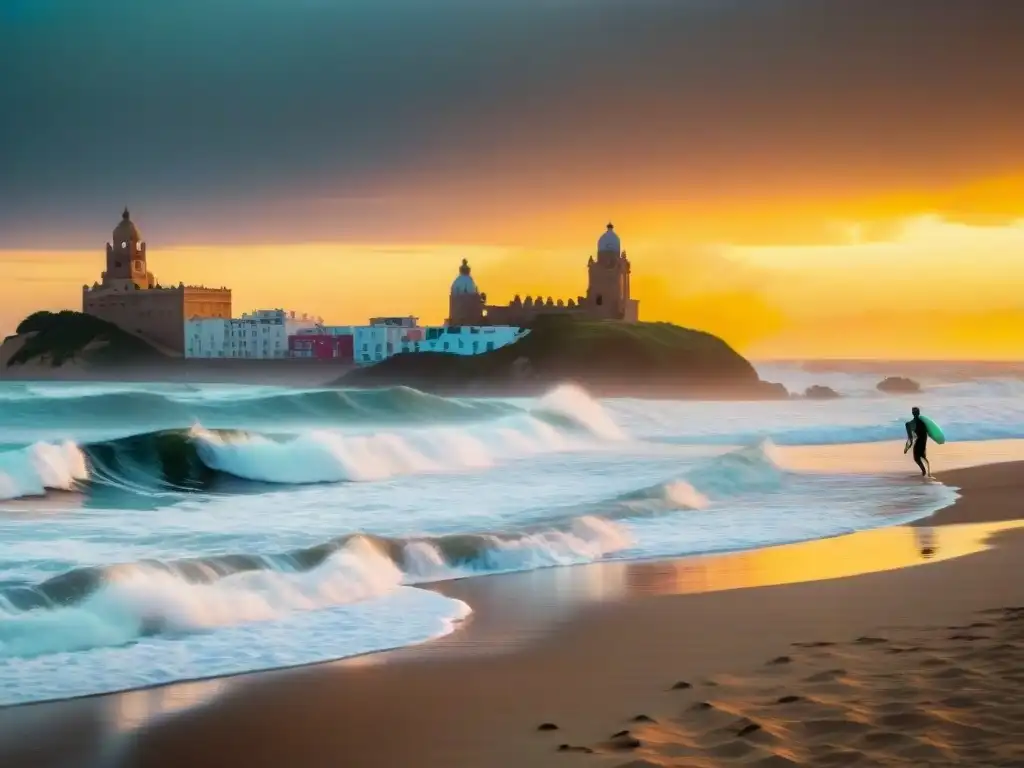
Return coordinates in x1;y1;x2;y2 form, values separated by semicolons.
3;174;1023;360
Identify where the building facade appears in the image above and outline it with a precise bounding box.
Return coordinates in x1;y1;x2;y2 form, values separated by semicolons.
335;317;523;365
398;325;524;356
288;333;355;361
447;223;639;327
185;309;321;359
82;209;232;353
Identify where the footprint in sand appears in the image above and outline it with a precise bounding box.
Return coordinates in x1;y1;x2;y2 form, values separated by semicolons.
854;636;888;645
556;744;593;754
606;731;642;750
804;668;847;683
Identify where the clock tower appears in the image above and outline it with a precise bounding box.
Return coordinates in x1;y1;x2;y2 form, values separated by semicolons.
104;208;154;289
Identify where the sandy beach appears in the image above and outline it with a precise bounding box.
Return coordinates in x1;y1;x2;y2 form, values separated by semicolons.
2;461;1023;767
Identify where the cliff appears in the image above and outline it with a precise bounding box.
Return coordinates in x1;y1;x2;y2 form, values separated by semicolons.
1;311;168;370
336;316;788;399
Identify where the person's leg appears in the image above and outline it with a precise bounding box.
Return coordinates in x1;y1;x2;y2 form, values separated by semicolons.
913;446;927;476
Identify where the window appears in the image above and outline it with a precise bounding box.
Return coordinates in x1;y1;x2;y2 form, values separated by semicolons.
486;342;495;351
443;342;450;351
596;295;603;306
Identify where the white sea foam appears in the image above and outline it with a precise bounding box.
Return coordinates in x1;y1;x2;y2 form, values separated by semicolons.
662;481;710;510
0;537;405;660
189;388;623;485
0;441;88;501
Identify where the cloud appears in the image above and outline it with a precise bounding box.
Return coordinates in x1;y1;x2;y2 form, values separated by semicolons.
3;1;1024;247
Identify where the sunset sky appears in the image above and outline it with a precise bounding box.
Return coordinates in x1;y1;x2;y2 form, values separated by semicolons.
2;0;1023;359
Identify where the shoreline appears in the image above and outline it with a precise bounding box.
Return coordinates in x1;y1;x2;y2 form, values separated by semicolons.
1;461;1022;766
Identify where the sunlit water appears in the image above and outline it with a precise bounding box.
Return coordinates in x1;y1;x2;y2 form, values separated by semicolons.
0;363;1022;705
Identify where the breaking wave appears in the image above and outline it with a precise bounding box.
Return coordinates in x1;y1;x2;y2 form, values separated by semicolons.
0;516;630;660
0;441;89;501
0;440;793;660
0;384;624;497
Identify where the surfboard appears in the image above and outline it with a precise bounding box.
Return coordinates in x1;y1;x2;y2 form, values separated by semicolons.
919;415;946;445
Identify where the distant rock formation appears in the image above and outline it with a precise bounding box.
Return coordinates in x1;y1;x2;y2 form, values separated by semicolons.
803;385;841;399
877;376;921;394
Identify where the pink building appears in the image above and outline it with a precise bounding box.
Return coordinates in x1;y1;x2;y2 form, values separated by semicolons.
288;334;354;361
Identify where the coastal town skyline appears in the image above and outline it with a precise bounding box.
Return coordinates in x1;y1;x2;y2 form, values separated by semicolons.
3;1;1023;359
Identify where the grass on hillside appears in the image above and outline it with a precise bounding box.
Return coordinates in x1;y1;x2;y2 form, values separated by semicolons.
8;310;166;367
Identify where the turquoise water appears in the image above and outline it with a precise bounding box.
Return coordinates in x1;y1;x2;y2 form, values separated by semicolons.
1;366;1021;705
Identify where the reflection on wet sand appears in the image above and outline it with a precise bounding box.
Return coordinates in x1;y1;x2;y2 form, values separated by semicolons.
617;520;1016;598
418;518;1024;659
105;678;226;734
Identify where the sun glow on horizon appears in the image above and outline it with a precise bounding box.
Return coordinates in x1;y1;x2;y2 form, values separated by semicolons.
2;199;1022;361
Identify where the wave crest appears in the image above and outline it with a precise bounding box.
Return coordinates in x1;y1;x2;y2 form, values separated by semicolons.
0;442;88;501
0;385;626;498
0;516;632;659
0;385;518;431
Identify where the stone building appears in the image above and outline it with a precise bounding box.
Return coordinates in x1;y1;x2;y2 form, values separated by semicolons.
82;209;232;353
447;223;639;326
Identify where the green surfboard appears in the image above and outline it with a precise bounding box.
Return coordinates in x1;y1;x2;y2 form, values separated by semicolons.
919;415;946;445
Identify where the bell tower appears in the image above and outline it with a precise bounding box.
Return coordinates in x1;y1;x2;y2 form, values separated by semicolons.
104;208;153;289
586;223;630;319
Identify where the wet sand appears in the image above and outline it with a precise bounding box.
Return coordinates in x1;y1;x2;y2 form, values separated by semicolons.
2;462;1024;767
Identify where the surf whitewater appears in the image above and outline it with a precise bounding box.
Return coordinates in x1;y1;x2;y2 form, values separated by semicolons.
0;380;962;704
0;444;784;664
0;384;625;498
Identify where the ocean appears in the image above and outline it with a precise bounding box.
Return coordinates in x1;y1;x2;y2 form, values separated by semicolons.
1;364;1023;706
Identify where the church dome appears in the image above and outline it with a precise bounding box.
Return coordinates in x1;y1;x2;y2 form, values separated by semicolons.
450;258;479;295
597;222;621;255
113;207;141;243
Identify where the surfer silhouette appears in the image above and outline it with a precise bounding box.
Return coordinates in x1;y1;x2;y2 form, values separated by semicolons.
904;406;930;477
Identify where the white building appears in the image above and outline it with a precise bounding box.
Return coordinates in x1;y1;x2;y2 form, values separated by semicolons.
354;325;408;364
352;319;523;365
185;309;322;359
398;325;524;357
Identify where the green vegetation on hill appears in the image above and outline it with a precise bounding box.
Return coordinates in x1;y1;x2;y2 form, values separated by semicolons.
6;310;166;367
339;316;785;397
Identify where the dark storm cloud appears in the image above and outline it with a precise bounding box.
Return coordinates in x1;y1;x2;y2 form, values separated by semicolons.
2;0;1023;247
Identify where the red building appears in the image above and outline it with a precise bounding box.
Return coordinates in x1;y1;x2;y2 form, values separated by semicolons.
288;334;354;361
